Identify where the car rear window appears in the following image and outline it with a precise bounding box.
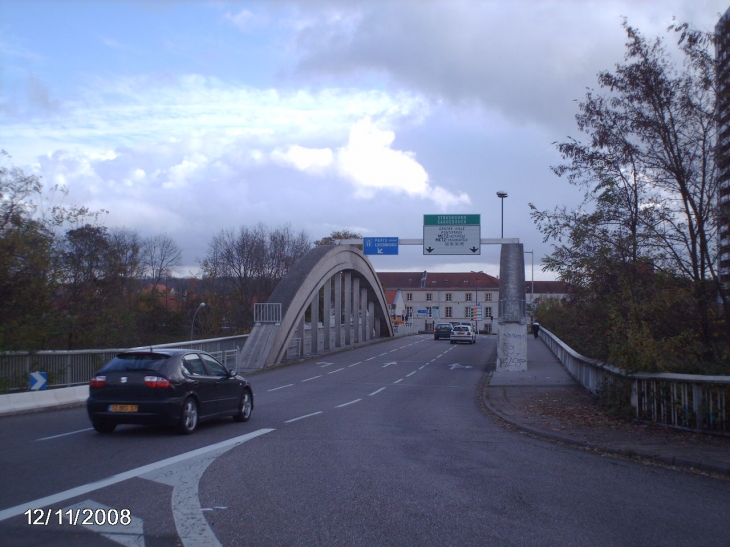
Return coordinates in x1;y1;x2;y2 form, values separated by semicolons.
454;326;469;332
101;353;171;372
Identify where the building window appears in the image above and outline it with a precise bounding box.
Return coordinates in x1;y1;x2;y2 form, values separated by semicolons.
406;293;413;301
445;293;452;301
426;306;432;317
406;306;413;318
485;307;493;317
465;306;471;317
445;306;453;318
485;293;492;302
426;293;432;301
466;293;472;302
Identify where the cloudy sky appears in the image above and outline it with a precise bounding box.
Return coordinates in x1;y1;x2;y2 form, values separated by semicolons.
1;0;728;280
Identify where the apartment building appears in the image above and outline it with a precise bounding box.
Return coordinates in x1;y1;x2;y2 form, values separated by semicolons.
378;271;570;333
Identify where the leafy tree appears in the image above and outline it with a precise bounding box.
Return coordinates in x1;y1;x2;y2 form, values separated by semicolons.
532;21;728;372
0;152;59;350
314;229;363;249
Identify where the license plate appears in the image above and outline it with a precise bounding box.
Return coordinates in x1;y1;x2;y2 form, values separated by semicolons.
109;404;138;412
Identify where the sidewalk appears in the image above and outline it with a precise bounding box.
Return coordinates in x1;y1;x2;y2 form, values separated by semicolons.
483;337;730;477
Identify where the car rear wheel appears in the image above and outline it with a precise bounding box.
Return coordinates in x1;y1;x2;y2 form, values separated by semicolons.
92;421;116;434
177;397;199;435
233;389;253;422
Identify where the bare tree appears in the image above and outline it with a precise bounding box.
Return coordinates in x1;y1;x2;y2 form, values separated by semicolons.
141;233;183;288
201;223;311;331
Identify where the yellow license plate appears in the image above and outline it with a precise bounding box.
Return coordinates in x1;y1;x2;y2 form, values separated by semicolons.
109;404;138;412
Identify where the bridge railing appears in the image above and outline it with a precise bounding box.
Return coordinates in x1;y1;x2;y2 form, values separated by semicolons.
0;335;249;393
255;303;282;324
540;327;730;435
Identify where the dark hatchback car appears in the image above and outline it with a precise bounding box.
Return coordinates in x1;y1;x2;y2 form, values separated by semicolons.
434;323;453;340
87;349;253;435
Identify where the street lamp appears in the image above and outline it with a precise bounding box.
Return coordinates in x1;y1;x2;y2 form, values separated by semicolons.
496;191;508;238
191;302;206;340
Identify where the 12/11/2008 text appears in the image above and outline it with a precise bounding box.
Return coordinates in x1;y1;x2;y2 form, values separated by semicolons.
24;508;132;526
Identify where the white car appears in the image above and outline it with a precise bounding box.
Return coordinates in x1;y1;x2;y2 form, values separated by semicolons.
450;325;476;344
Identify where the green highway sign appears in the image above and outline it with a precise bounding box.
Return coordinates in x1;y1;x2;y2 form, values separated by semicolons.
423;214;481;255
423;214;481;226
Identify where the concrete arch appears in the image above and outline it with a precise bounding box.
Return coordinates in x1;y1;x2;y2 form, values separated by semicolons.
238;245;394;370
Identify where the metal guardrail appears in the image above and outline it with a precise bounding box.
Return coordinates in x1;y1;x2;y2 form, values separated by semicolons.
0;335;249;393
540;327;730;435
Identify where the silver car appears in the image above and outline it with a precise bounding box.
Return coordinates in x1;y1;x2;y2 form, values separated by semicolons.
450;325;476;344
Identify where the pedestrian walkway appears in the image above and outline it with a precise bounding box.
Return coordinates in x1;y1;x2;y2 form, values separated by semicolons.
483;337;730;477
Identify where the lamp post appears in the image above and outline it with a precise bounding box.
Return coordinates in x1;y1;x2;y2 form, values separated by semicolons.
191;302;206;341
471;270;483;333
524;250;534;322
496;191;508;238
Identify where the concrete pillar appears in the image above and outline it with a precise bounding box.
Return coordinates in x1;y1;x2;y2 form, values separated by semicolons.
344;272;352;346
353;277;361;343
497;243;527;371
334;272;342;348
296;316;305;357
368;299;375;341
360;287;368;341
323;277;331;351
311;288;320;354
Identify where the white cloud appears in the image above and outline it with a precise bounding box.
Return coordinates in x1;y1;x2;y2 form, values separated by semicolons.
271;145;333;173
225;8;266;31
335;117;470;208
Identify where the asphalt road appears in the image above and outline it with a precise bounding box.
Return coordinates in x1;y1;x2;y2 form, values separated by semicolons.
1;334;729;547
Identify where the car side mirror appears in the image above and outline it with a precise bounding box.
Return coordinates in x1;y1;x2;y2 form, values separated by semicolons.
228;369;237;378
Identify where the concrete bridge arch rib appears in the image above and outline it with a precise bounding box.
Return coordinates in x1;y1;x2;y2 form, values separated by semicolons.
238;245;394;370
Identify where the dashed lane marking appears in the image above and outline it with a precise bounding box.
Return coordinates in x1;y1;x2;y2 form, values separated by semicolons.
335;399;362;408
302;375;322;382
284;412;323;424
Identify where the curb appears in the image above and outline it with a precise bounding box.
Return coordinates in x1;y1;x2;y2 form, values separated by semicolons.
481;374;730;478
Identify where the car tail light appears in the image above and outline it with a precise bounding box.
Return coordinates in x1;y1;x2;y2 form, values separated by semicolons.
144;376;171;388
90;375;106;387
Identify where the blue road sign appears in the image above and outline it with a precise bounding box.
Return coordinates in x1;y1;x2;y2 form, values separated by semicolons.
30;371;47;391
364;237;399;255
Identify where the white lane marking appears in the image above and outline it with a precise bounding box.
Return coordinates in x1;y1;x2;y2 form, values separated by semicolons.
284;411;323;423
335;399;361;408
419;365;426;369
36;428;94;441
302;375;322;382
382;361;397;368
0;429;275;523
65;499;144;547
365;357;375;361
379;352;388;356
318;362;334;367
389;349;398;352
349;362;362;367
393;379;403;384
406;371;416;377
448;363;473;370
369;387;386;396
328;367;345;374
268;384;294;392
